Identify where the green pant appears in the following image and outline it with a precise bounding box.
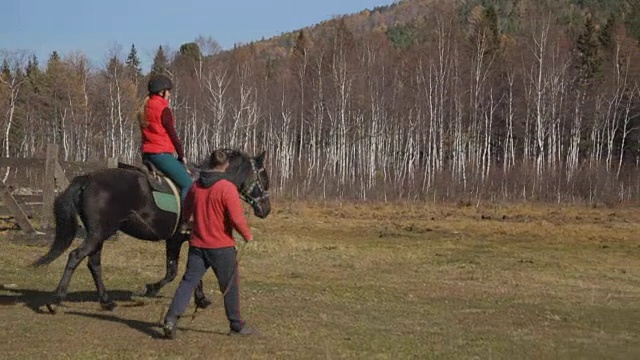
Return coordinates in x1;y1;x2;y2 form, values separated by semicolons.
143;153;193;202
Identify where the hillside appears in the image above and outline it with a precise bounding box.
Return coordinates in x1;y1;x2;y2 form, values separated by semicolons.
2;0;640;203
230;0;640;60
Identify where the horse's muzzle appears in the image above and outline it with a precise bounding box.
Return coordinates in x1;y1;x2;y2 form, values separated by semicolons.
254;200;271;219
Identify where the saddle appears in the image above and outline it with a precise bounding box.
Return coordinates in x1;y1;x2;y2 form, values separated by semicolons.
142;161;177;194
118;160;182;216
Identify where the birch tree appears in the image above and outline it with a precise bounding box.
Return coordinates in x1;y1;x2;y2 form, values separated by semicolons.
0;51;27;181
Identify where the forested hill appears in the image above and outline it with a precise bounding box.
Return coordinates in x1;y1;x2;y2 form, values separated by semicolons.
230;0;640;60
1;0;640;203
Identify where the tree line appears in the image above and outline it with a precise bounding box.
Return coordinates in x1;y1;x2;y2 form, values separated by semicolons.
1;0;639;203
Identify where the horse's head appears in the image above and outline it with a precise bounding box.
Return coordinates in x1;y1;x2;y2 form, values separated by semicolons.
224;149;271;219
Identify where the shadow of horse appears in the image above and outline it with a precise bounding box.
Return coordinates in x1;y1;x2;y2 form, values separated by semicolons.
66;311;165;338
65;311;225;338
0;286;139;313
0;286;225;338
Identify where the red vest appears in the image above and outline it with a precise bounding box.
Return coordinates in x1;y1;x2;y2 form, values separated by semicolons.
141;95;176;154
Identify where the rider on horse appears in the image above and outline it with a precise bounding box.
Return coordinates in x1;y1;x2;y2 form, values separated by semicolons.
137;75;192;203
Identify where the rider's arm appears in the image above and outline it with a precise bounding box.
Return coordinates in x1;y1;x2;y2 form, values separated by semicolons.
222;183;253;242
160;108;185;160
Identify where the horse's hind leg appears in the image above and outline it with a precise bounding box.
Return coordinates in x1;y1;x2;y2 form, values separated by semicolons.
142;234;212;309
48;236;103;311
86;245;117;311
194;280;211;309
142;235;183;297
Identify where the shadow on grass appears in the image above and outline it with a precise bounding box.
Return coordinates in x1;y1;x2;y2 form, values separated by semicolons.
0;286;225;338
66;311;164;338
65;311;225;338
0;287;137;314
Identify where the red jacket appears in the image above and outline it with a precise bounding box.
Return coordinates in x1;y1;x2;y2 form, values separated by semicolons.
141;95;184;158
184;176;253;249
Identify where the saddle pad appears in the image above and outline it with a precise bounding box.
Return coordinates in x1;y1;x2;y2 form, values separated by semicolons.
151;176;182;236
152;191;180;214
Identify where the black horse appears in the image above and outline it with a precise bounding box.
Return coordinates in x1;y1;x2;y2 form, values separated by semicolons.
31;149;270;312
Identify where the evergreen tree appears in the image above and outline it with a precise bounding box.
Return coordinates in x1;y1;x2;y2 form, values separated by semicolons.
45;50;62;82
1;58;10;80
625;0;640;43
387;24;417;48
178;42;202;60
125;43;142;82
25;54;42;92
150;46;168;76
45;51;63;92
48;51;60;63
598;15;615;50
484;5;500;50
26;54;39;75
575;13;601;87
292;30;309;58
104;55;128;96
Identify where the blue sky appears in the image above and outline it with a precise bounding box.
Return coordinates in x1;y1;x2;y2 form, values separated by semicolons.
1;0;394;71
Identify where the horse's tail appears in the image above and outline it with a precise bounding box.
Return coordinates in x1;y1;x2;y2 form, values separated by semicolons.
32;175;91;267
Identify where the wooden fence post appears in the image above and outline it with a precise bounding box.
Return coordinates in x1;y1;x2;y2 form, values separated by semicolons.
54;161;70;190
106;158;118;169
41;143;58;229
102;157;119;241
0;180;37;234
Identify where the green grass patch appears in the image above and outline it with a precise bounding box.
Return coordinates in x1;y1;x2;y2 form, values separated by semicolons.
0;202;639;359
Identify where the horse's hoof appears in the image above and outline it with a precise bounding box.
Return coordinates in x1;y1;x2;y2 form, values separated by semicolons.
45;296;65;314
139;284;158;297
45;303;58;314
195;297;212;310
100;301;117;311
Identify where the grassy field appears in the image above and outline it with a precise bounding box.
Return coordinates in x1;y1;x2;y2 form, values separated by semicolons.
0;201;639;359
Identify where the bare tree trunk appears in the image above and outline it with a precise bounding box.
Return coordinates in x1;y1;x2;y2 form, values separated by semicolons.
617;85;637;179
567;92;583;181
532;19;551;180
0;54;26;182
204;69;229;148
503;71;516;173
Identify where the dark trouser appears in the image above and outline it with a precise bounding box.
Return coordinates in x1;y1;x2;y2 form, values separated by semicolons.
164;246;243;331
142;153;193;202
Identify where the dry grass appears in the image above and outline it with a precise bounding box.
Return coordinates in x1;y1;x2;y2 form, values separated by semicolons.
0;201;639;359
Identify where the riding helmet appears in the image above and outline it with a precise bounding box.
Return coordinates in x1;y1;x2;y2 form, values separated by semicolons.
147;74;173;94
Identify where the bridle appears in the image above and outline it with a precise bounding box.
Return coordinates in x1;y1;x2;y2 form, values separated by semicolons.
238;158;269;214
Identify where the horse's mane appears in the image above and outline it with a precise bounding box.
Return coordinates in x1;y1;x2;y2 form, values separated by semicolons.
194;148;250;169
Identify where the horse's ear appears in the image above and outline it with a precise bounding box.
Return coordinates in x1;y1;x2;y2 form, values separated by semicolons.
256;150;267;165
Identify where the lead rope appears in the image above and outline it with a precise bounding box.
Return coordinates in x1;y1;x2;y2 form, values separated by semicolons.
190;242;244;322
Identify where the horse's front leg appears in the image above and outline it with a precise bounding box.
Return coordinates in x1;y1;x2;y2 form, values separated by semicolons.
194;279;211;309
142;234;184;297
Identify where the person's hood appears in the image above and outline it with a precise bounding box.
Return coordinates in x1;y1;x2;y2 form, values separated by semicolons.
198;170;231;188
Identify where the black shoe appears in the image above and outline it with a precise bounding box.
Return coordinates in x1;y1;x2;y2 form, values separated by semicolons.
163;321;177;339
229;325;260;337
